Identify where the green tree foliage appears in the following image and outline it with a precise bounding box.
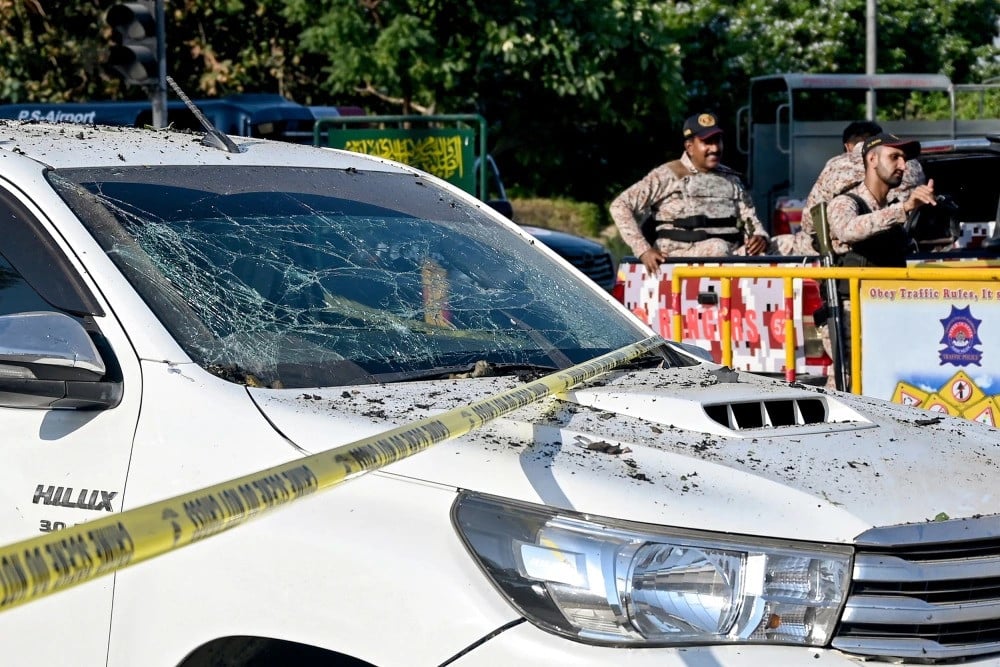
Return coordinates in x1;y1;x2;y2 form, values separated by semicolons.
167;0;322;99
281;0;687;201
461;1;688;200
0;1;347;103
0;1;113;102
1;0;996;206
283;0;464;114
673;0;999;129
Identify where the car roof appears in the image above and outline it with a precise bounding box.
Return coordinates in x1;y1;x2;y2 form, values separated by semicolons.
919;135;1000;157
0;120;414;172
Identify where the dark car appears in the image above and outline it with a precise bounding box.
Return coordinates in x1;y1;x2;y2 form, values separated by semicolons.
482;155;617;291
909;135;1000;254
519;225;617;291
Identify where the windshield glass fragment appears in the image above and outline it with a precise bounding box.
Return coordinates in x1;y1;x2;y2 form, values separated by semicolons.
49;165;658;388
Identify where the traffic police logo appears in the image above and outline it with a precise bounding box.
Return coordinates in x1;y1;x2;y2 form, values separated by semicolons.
939;305;983;366
698;114;716;127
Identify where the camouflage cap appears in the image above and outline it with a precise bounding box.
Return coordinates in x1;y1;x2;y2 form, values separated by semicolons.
682;113;723;140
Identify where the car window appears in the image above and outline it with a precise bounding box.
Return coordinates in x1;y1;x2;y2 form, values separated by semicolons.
0;186;104;317
49;166;655;388
0;253;57;317
920;153;1000;223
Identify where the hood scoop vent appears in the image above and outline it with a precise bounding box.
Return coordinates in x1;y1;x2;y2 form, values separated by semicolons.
704;398;827;430
566;381;873;438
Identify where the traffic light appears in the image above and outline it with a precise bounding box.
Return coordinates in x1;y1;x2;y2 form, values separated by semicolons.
106;1;160;87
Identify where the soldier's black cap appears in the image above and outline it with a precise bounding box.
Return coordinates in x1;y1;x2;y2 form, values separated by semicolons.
682;113;724;140
861;132;920;160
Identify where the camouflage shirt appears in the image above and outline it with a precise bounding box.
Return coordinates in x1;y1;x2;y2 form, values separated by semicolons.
803;143;925;242
827;181;907;253
609;152;766;257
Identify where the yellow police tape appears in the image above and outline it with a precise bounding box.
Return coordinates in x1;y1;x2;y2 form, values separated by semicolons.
0;336;665;613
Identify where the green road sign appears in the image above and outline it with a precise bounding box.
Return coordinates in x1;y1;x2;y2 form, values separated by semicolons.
315;114;487;200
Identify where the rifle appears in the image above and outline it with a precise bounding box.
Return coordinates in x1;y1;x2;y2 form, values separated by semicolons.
809;203;849;391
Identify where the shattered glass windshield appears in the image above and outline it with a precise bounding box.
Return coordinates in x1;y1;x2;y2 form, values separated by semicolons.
49;165;654;388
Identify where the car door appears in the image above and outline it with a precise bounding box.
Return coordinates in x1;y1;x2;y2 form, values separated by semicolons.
0;181;142;663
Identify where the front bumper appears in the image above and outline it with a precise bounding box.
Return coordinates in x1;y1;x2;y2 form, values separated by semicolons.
451;621;1000;666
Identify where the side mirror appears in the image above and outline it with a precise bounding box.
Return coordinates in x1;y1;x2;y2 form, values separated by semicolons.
486;199;514;219
0;312;121;409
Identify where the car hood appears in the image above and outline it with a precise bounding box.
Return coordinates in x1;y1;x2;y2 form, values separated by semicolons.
519;225;607;253
249;364;1000;544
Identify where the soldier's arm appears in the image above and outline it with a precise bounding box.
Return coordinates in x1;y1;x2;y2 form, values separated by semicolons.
797;166;831;238
736;180;769;239
804;152;865;245
608;169;672;257
827;195;906;245
804;164;836;211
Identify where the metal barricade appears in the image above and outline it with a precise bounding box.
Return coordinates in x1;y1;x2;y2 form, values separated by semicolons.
669;265;1000;395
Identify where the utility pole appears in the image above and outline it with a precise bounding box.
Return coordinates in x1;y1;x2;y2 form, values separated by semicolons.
153;0;166;128
866;0;876;119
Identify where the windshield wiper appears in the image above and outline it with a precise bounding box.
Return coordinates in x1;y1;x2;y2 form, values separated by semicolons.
369;361;560;384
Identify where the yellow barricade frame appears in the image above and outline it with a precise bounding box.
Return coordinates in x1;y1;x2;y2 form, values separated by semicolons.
669;265;1000;395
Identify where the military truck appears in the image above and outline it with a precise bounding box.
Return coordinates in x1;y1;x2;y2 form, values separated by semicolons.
737;72;1000;237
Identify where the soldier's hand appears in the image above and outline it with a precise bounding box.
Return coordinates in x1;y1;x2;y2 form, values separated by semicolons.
903;178;937;214
744;235;768;256
639;248;667;275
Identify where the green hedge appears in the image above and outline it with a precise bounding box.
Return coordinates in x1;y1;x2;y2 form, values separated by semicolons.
510;197;603;238
510;197;633;263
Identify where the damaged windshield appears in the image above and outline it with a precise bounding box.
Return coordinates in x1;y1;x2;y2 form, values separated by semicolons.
49;165;654;388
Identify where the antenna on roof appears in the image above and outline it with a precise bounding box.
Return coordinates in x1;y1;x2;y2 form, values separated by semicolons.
165;76;241;154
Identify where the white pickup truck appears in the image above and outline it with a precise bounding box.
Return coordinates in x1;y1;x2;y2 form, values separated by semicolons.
0;120;998;666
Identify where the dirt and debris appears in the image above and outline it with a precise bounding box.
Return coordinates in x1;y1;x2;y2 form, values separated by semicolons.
582;441;632;455
448;360;494;379
708;367;740;384
691;438;718;454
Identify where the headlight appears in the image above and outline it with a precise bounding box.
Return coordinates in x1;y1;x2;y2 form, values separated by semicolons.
453;492;852;646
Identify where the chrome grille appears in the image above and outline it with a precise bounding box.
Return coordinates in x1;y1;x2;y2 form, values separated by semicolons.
561;250;616;290
833;517;1000;663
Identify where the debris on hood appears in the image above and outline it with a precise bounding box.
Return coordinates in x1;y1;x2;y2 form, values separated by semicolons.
577;438;632;455
448;360;494;379
709;367;740;384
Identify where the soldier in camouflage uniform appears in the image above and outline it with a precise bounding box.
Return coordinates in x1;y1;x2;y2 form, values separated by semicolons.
827;133;936;266
609;113;773;275
802;121;925;255
821;133;937;389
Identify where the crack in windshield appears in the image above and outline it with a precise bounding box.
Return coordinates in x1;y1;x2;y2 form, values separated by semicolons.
50;166;658;388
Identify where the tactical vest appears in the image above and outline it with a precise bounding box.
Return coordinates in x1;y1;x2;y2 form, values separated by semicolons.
640;160;743;246
838;193;908;270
